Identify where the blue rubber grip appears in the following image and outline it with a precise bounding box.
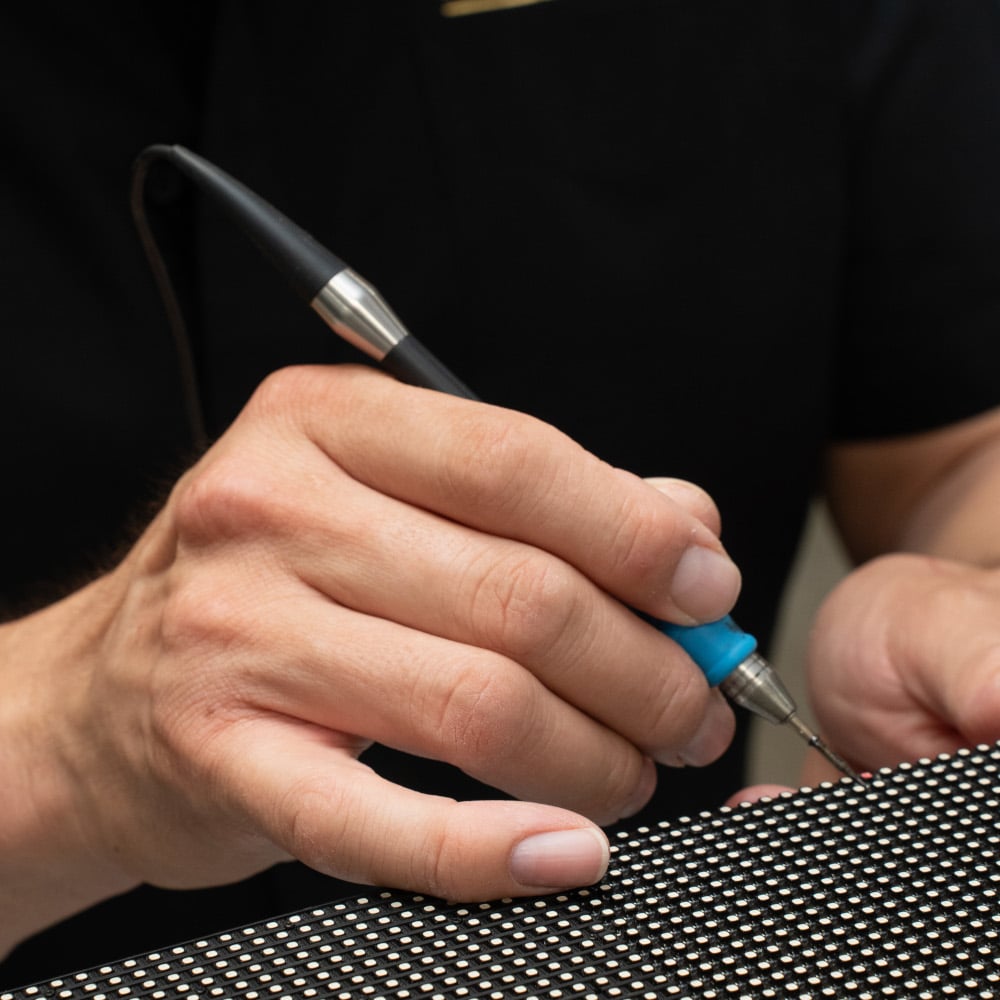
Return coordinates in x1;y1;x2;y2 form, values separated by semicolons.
654;615;758;686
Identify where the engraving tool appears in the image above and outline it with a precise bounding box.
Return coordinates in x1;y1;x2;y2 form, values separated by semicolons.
132;144;862;783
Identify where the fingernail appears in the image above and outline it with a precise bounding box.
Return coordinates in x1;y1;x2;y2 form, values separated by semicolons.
670;547;741;623
678;691;735;767
509;828;609;890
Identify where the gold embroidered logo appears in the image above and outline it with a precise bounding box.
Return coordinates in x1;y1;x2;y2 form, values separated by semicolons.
441;0;555;16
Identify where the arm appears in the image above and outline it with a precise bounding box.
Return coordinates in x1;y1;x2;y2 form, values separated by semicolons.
825;404;1000;567
798;0;1000;782
803;405;1000;782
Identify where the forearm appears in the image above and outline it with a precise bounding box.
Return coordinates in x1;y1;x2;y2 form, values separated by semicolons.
826;405;1000;566
895;437;1000;567
0;581;138;958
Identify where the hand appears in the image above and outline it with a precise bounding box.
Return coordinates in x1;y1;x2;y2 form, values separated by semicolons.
0;365;741;950
803;553;1000;784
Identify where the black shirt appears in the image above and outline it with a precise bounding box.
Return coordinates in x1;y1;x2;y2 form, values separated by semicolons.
2;0;1000;984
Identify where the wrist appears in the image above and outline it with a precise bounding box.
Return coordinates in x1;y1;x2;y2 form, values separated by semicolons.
0;575;140;955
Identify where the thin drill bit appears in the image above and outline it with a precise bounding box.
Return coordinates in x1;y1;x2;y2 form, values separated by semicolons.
713;650;863;783
786;712;864;783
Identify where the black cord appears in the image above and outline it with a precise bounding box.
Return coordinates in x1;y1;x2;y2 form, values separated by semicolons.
129;146;209;453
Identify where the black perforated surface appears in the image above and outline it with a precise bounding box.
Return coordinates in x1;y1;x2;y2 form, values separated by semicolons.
7;745;1000;999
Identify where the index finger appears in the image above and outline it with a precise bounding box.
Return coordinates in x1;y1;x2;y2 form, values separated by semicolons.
260;366;741;625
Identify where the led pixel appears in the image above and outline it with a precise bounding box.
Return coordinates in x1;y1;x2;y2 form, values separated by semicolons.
5;745;1000;998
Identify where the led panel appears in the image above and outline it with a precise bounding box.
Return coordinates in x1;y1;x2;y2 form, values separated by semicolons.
6;744;1000;999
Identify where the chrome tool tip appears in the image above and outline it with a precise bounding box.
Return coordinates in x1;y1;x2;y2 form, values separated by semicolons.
787;712;865;784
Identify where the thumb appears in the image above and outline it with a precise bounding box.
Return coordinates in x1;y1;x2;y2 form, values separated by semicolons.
223;717;610;900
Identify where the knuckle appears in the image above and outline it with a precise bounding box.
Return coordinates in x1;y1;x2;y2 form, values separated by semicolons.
424;825;459;900
609;486;690;589
643;663;708;750
279;779;354;873
248;365;330;421
431;657;532;770
158;572;250;661
420;813;493;901
247;364;373;436
674;483;722;534
948;635;1000;744
647;478;723;535
440;409;567;518
173;459;280;543
590;748;646;823
470;550;580;661
390;812;474;900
